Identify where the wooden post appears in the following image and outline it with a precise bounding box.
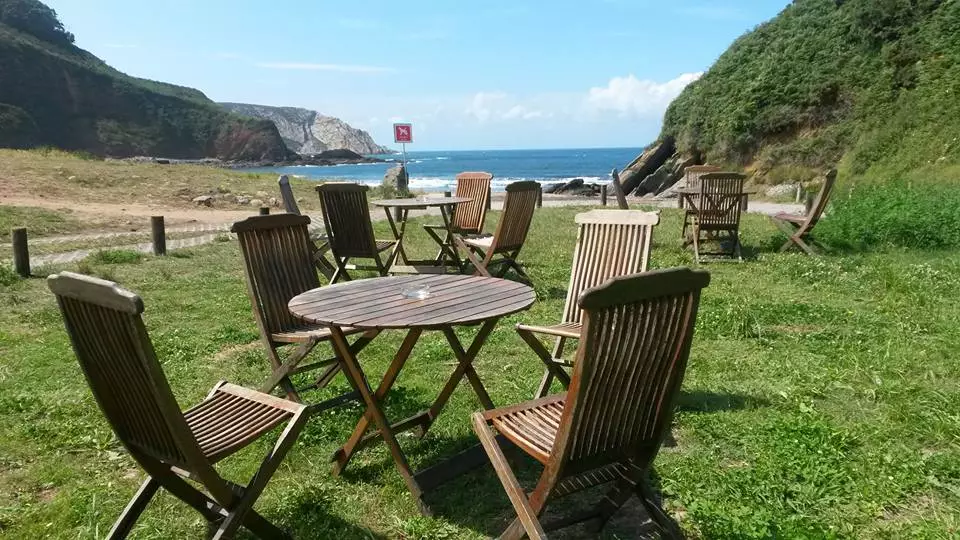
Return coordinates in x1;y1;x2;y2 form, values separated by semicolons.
486;186;492;210
12;228;29;278
394;207;403;222
601;185;608;206
610;169;629;210
443;190;451;198
259;206;270;215
536;186;543;208
151;216;166;256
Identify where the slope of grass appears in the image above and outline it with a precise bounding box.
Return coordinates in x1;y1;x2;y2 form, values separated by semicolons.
662;0;960;182
1;207;958;538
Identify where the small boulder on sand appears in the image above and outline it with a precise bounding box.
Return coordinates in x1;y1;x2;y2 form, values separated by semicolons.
192;195;213;207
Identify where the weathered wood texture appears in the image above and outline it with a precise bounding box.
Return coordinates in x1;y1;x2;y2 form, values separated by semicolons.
772;169;838;255
516;209;660;397
48;271;310;539
473;267;711;540
455;180;540;284
316;183;398;282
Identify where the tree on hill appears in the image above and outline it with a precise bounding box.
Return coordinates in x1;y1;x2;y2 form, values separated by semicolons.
0;0;74;46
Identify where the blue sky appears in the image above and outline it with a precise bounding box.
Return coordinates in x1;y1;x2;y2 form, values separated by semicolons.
45;0;789;151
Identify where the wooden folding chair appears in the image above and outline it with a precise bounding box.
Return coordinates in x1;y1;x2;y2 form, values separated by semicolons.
278;174;335;280
423;171;492;265
454;180;540;284
688;172;746;263
516;210;660;398
771;169;837;255
474;268;710;540
48;271;311;540
232;214;378;403
680;165;722;238
316;183;399;283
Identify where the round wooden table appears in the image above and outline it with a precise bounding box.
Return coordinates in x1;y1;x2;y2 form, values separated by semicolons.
289;274;535;514
372;197;473;269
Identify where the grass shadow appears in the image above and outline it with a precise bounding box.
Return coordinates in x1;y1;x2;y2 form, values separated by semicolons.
677;390;769;413
274;484;388;539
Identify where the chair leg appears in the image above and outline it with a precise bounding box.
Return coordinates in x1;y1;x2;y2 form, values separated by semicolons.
212;411;309;540
793;235;820;256
637;477;683;540
471;414;547;540
517;330;571;398
733;229;743;261
260;341;318;399
105;477;160;539
692;227;702;264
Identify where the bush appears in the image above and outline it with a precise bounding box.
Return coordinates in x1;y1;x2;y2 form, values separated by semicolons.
89;249;143;265
0;264;20;286
817;181;960;250
0;0;74;46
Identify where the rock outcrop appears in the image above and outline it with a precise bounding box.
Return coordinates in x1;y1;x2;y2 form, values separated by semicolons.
220;103;392;156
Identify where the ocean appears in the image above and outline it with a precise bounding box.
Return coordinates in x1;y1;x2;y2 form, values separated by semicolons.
244;147;641;192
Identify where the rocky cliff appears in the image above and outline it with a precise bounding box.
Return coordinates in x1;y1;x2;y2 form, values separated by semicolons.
0;1;289;161
219;103;392;156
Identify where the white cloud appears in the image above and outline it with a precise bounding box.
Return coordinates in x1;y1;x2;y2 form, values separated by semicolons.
256;62;395;73
586;72;702;117
501;105;547;120
465;92;508;123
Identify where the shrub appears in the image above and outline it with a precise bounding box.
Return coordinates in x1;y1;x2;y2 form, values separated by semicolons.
0;264;20;286
0;0;74;46
89;249;143;265
817;181;960;250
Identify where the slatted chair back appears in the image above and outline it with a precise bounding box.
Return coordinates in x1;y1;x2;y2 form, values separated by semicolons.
451;171;493;233
489;180;540;253
697;172;745;230
684;165;722;190
804;169;837;228
551;268;710;476
232;214;321;337
48;272;206;472
316;183;379;258
560;210;659;326
278;175;301;215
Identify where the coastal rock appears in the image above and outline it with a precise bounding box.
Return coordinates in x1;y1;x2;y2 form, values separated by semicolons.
766;183;800;198
384;165;409;192
192;195;213;207
618;137;676;195
235;196;250;205
556;178;584;193
249;198;264;207
542;183;564;194
219;103;392;155
256;191;269;199
268;197;279;208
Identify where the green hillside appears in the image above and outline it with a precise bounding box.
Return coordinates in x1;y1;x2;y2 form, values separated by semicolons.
0;0;288;160
662;0;960;183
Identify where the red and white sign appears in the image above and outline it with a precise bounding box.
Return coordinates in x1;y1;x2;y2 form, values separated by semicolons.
393;123;413;144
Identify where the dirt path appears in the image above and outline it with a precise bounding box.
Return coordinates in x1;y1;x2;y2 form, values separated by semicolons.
10;194;805;268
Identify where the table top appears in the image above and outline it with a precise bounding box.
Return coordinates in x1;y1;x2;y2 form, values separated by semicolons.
677;186;759;195
289;274;535;329
372;196;473;208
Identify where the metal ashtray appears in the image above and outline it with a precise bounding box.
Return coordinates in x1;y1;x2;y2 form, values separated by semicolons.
400;285;431;300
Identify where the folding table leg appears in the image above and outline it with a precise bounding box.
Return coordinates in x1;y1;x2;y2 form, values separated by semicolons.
436;205;462;268
424;320;499;430
331;329;422;474
328;326;429;512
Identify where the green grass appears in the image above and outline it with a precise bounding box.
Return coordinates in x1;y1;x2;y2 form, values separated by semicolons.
1;207;958;538
0;205;83;242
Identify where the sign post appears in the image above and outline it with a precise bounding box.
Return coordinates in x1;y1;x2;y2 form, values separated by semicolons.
393;123;413;168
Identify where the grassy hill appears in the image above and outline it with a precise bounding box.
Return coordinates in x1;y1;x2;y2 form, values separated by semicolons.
661;0;960;184
0;0;288;160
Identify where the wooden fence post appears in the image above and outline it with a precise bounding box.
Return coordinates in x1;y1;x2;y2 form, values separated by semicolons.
536;186;543;208
151;216;166;256
12;228;29;278
600;185;607;206
259;206;270;215
486;186;492;210
443;190;451;198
